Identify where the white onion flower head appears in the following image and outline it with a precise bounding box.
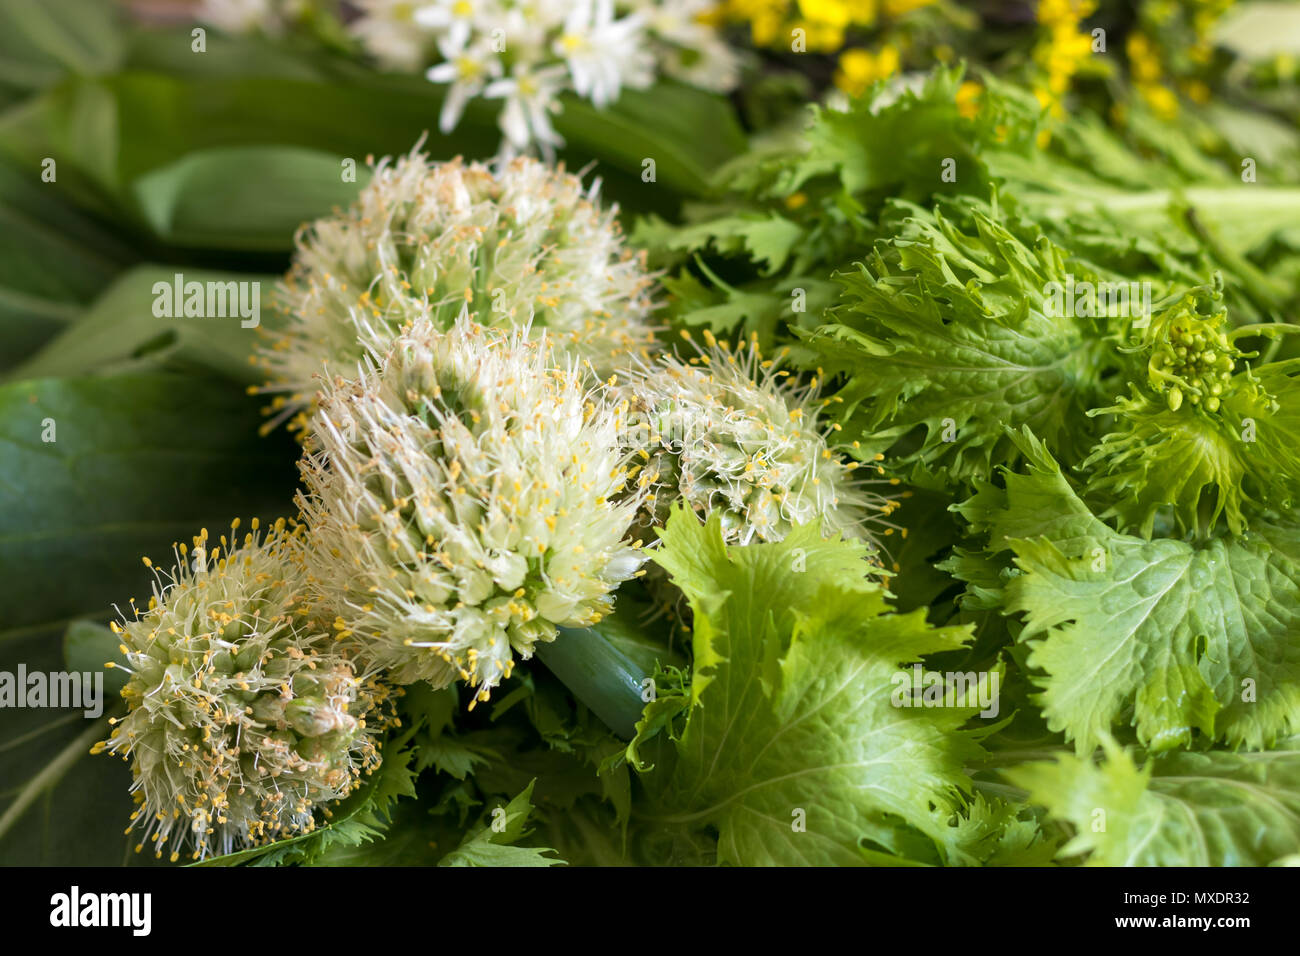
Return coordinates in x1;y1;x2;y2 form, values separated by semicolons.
622;330;897;552
95;520;389;862
426;37;505;133
349;0;440;71
298;315;647;703
257;147;659;433
413;0;478;55
485;63;570;158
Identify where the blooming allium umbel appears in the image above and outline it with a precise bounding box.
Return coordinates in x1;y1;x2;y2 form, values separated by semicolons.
95;520;388;862
621;330;896;552
298;315;646;703
256;149;659;433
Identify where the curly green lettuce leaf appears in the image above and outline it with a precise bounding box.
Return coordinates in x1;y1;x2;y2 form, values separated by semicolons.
401;683;502;780
805;198;1122;486
632;66;1015;344
925;793;1060;868
641;507;983;866
768;65;1002;204
437;780;563;867
1005;737;1300;866
636;66;1300;354
977;72;1300;327
633;210;805;276
956;429;1300;753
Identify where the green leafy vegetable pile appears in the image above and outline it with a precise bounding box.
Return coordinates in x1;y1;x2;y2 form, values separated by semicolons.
3;0;1300;869
631;67;1300;866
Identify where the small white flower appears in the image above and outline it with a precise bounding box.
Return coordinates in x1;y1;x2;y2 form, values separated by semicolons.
351;0;439;71
298;315;648;702
485;63;570;157
425;38;503;132
342;0;738;154
554;0;654;108
412;0;481;58
639;0;741;92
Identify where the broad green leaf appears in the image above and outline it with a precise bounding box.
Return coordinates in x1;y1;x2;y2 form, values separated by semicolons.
6;265;279;385
438;780;562;867
957;429;1300;753
1006;737;1300;866
0;72;744;226
62;620;127;696
131;146;363;250
0;158;132;370
0;371;298;657
122;25;334;82
0;712;122;866
0;0;123;93
645;508;982;866
549;81;747;206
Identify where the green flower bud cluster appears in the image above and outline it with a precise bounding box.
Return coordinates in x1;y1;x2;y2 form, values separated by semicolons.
1150;319;1237;413
96;520;392;862
1085;281;1297;537
1142;286;1278;418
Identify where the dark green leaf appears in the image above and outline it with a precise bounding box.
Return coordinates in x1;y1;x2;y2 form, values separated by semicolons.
6;265;279;385
132;146;362;250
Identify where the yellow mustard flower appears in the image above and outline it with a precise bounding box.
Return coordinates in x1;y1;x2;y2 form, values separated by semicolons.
1127;31;1163;84
792;17;850;51
883;0;936;15
1032;0;1097;121
1140;81;1180;119
723;0;935;53
956;79;982;118
726;0;789;46
834;44;900;96
1183;78;1211;103
797;0;861;30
